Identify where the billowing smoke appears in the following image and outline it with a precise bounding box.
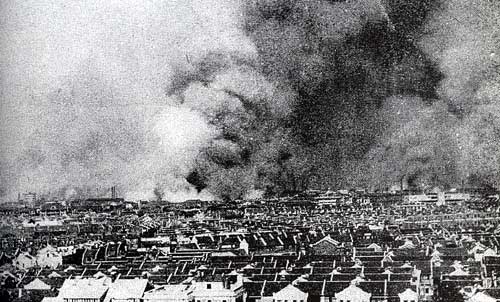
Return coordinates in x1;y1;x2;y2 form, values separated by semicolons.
363;97;460;190
168;54;295;200
421;0;500;188
0;0;256;201
238;0;442;191
365;0;500;190
1;0;499;201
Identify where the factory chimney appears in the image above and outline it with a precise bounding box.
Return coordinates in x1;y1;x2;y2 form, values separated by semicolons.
111;186;116;199
400;176;405;200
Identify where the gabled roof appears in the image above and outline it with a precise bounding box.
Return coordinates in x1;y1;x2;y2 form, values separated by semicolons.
400;262;413;268
398;240;416;249
398;288;418;298
273;284;308;297
311;235;340;247
336;282;371;298
59;278;111;299
48;271;62;278
93;271;107;279
449;266;469;276
24;278;51;290
104;279;148;302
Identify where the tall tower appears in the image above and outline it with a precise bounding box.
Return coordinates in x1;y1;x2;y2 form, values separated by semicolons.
111;186;117;199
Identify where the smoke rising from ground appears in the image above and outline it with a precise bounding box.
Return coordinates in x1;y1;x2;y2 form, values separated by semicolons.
423;0;500;188
0;0;256;201
1;0;500;201
366;0;500;190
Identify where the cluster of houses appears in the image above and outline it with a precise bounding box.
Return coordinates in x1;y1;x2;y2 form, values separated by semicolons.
1;193;500;302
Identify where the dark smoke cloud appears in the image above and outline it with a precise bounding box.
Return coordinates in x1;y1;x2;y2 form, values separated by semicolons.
166;51;297;200
233;0;444;191
168;0;397;198
365;0;500;190
2;0;499;201
363;97;460;190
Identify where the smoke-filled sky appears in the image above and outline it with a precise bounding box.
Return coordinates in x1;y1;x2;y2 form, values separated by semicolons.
0;0;499;202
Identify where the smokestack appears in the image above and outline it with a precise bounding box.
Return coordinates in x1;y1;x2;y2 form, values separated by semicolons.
400;176;404;196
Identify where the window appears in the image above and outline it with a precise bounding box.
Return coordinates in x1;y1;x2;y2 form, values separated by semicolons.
207;284;212;289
